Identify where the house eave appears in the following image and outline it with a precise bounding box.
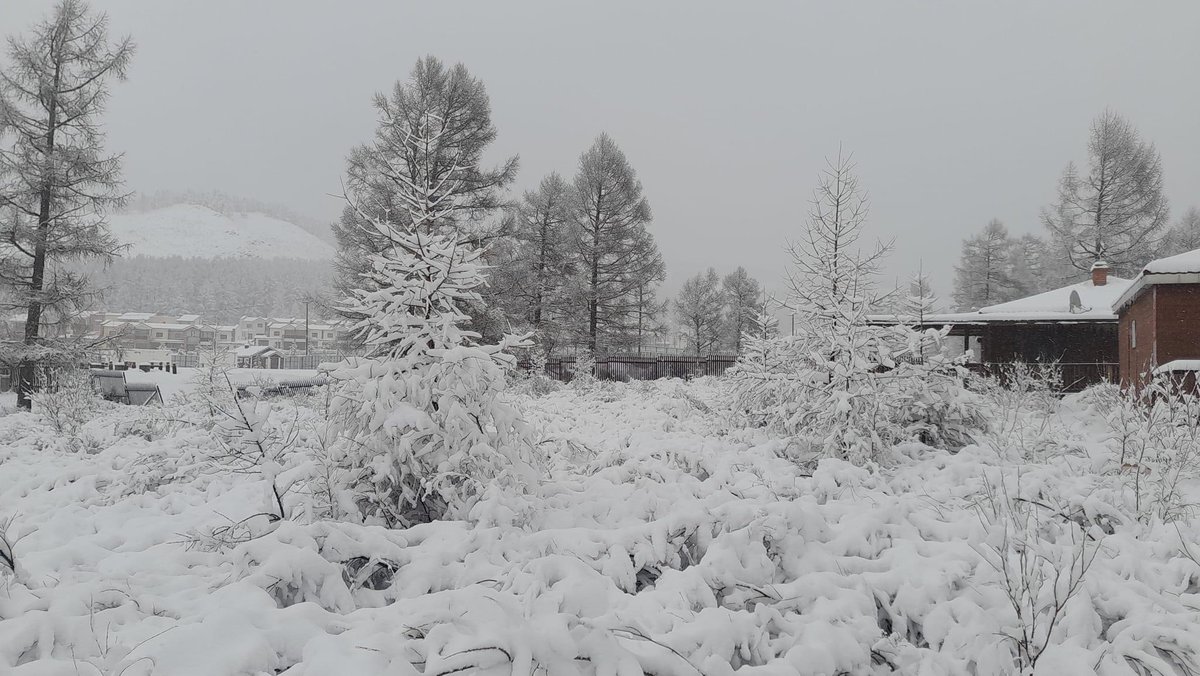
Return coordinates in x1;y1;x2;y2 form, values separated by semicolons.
1113;272;1200;314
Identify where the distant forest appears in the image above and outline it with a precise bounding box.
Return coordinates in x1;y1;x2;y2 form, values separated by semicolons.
77;256;334;323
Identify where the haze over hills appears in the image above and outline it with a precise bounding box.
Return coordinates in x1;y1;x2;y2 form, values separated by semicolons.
108;203;335;260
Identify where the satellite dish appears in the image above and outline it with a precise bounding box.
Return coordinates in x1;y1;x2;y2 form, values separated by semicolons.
1069;290;1083;313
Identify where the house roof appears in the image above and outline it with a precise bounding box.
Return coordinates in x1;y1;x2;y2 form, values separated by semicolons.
1113;247;1200;312
902;276;1134;326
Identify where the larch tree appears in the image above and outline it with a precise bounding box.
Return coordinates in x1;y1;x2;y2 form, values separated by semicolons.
503;172;575;356
674;267;725;356
731;149;984;464
332;56;517;314
569;133;656;355
1007;232;1053;297
620;226;666;354
721;266;762;354
1042;110;1169;277
952;219;1017;311
0;0;134;409
326;198;533;526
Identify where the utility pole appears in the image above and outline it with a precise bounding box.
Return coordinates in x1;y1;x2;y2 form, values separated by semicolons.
304;301;310;357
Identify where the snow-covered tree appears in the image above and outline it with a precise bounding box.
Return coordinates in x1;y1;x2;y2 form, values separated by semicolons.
1007;232;1054;297
497;173;575;356
0;0;133;408
730;150;984;463
674;268;726;356
326;199;536;527
722;266;762;354
569;133;659;354
1157;207;1200;260
903;265;937;323
1043;110;1169;277
953;219;1019;311
332;56;517;323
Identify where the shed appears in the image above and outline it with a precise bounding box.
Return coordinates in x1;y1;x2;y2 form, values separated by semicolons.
89;369;163;405
236;344;283;369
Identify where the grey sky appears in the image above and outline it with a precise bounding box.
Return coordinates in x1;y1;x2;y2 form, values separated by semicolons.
3;1;1198;304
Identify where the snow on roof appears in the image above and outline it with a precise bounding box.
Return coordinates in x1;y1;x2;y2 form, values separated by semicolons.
1143;248;1200;275
236;345;277;358
1113;247;1200;311
1154;360;1200;374
913;276;1134;325
176;314;201;323
118;312;156;321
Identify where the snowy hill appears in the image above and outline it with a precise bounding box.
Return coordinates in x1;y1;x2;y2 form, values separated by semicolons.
107;204;334;260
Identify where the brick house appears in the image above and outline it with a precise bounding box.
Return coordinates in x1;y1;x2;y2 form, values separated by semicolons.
1113;248;1200;391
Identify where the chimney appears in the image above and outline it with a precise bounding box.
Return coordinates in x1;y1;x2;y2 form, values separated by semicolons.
1091;260;1109;286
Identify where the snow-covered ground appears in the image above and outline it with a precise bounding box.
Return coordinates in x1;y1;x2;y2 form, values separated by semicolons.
107;204;334;260
1;378;1199;674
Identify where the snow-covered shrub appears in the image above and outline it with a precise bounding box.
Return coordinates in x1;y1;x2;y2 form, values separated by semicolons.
729;321;984;463
1094;377;1200;522
971;475;1098;673
209;384;305;520
31;367;105;445
325;205;537;528
572;351;597;388
0;515;20;581
976;362;1071;461
510;350;560;397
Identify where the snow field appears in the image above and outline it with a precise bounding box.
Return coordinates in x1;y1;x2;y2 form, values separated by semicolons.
0;379;1199;674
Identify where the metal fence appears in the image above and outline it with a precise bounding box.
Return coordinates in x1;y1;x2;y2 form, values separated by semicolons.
174;352;348;370
535;354;738;382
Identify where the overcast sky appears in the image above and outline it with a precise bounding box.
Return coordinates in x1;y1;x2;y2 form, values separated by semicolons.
3;1;1198;303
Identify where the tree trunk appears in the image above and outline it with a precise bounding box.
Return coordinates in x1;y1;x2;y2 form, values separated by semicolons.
17;67;59;410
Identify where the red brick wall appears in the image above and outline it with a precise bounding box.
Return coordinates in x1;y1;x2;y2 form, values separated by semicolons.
1155;285;1200;366
1118;287;1157;389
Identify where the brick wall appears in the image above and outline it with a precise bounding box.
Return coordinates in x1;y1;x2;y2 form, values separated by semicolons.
1155;285;1200;365
1119;286;1156;388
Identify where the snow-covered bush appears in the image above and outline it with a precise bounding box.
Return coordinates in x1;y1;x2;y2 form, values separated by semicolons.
209;386;305;521
30;367;105;446
972;475;1098;673
976;362;1070;461
1092;377;1200;522
325;204;536;528
510;350;560;397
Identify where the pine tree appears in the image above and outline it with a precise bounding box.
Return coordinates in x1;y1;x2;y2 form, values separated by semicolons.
1043;110;1169;277
0;0;134;408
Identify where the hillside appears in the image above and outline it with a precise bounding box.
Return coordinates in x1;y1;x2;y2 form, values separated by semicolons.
107;203;335;260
